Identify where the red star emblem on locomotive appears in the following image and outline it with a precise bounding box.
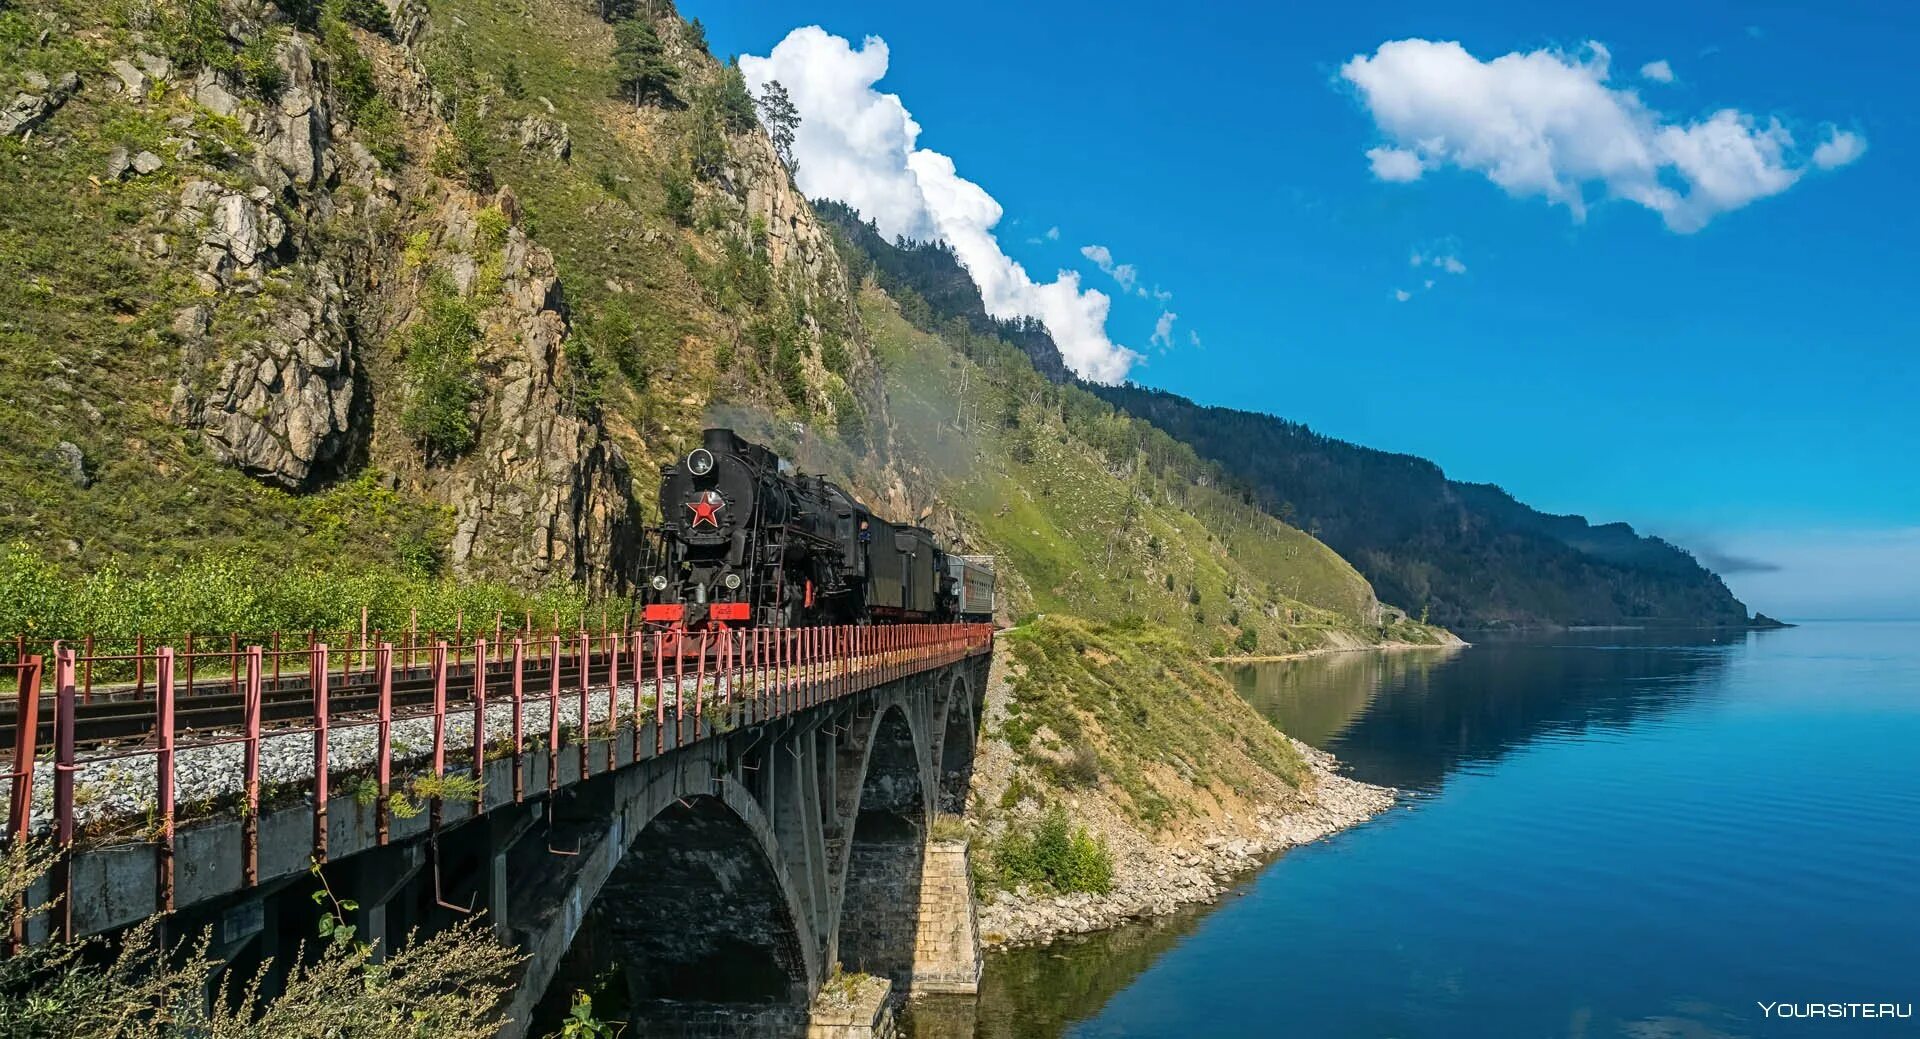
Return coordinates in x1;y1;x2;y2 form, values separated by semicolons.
687;491;724;528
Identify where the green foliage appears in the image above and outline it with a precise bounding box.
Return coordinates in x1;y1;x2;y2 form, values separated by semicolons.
499;58;525;99
149;0;284;97
755;78;799;172
661;168;695;225
997;616;1309;829
984;804;1113;895
333;0;392;34
713;61;756;134
611;16;676;107
684;16;707;55
432;104;496;189
236;31;285;98
559;993;619;1039
151;0;235;76
319;6;404;166
0;846;520;1038
398;279;483;460
474;206;511;251
1233;626;1259;653
0;543;608;652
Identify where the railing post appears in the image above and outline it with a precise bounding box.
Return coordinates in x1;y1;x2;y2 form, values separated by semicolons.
8;656;43;848
241;645;262;888
472;638;488;802
431;640;448;790
156;648;176;913
511;638;525;803
548;634;562;797
630;630;645;764
5;653;40;953
606;633;620;771
576;632;590;779
694;630;709;734
376;644;393;845
653;631;666;756
313;644;330;863
50;648;76;941
674;632;686;747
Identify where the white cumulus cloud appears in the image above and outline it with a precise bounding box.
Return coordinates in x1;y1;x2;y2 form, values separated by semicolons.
1079;244;1139;292
1150;311;1177;349
1340;39;1864;232
1640;59;1674;83
742;28;1139;383
1394;289;1413;302
1812;129;1867;169
1367;146;1425;182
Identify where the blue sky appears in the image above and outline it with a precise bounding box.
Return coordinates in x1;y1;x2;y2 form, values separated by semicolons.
700;1;1918;618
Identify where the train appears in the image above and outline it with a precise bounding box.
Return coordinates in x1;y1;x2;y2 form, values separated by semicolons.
640;428;995;630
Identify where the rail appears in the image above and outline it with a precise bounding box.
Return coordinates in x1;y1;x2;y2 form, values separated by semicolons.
2;622;994;944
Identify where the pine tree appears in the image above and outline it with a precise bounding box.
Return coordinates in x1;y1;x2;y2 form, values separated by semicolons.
756;79;800;173
612;17;676;108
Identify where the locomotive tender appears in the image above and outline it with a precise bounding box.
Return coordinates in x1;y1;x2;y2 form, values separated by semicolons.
642;428;994;630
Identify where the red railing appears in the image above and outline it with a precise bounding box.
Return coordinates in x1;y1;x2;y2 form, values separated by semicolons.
2;623;992;941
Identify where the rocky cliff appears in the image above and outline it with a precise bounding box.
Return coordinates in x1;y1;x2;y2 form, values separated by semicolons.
0;0;871;588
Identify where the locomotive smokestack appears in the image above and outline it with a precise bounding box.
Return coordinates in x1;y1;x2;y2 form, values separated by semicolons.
702;428;736;453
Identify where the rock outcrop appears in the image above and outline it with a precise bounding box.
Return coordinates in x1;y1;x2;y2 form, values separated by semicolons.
407;194;637;591
2;70;80;137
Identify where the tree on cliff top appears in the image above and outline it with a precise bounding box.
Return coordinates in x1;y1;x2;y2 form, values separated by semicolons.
612;17;677;108
756;79;800;174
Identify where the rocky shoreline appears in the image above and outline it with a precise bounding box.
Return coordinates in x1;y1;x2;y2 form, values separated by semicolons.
975;740;1395;948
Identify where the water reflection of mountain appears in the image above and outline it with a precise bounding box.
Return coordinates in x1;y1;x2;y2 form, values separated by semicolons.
904;903;1213;1039
1234;630;1755;792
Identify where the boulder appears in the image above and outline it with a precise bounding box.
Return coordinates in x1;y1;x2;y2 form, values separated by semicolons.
2;71;80;137
47;441;89;489
109;58;147;95
516;115;570;161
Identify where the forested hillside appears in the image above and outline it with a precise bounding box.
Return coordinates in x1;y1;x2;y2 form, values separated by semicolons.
1089;385;1757;629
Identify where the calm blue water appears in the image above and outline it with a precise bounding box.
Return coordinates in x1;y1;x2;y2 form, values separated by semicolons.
921;622;1920;1038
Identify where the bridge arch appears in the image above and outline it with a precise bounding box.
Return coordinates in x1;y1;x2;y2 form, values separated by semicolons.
535;782;819;1037
834;701;932;983
933;669;980;813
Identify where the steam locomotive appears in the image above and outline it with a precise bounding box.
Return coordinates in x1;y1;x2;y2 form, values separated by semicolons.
641;428;995;630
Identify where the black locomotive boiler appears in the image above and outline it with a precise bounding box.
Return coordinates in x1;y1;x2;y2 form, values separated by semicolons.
641;428;987;629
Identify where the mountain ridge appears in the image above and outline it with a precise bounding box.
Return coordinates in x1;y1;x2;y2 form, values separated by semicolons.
807;204;1762;629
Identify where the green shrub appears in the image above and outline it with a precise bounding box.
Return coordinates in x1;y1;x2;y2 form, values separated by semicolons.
662;169;695;226
986;804;1113;895
332;0;391;34
432;104;495;189
0;542;615;655
1233;626;1258;653
398;279;483;459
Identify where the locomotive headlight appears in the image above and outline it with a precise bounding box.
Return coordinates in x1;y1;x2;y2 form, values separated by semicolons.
650;575;669;591
723;572;742;590
686;448;715;477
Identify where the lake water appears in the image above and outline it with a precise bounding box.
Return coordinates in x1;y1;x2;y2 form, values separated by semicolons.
912;622;1920;1038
